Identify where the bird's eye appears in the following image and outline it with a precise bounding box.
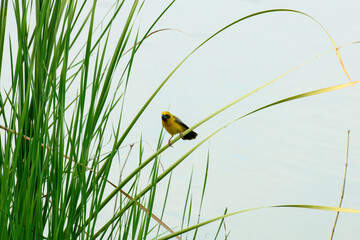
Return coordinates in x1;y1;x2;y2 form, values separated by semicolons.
166;114;170;118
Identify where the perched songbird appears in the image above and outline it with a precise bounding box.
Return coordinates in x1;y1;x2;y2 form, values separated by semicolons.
161;111;197;146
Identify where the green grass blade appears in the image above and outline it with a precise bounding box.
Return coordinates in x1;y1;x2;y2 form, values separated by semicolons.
159;205;360;240
181;169;193;230
213;208;228;240
193;150;210;239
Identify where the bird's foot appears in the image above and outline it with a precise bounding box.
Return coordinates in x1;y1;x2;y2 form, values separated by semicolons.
168;139;173;147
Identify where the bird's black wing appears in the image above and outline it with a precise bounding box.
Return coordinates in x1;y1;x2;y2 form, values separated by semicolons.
174;116;189;130
174;116;197;140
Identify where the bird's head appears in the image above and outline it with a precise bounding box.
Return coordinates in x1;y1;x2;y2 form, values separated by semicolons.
161;111;171;122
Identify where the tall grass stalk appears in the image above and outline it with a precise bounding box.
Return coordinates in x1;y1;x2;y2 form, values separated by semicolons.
330;130;351;239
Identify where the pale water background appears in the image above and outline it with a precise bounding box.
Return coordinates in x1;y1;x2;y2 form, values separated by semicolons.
1;0;360;239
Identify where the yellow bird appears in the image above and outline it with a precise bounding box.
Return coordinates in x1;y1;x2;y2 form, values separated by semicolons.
161;111;197;146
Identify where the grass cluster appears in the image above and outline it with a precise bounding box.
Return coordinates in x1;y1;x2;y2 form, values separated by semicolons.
0;0;359;239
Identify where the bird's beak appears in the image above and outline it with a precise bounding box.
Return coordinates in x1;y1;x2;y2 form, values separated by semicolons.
161;115;167;121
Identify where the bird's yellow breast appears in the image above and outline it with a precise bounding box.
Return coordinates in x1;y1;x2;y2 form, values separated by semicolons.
162;114;187;136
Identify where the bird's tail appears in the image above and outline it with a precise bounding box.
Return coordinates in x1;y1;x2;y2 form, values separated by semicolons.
182;130;197;140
